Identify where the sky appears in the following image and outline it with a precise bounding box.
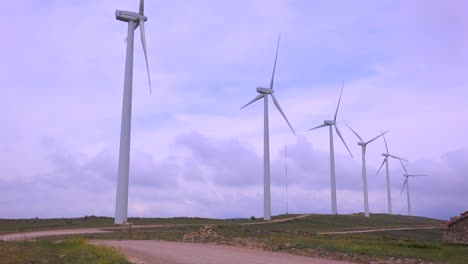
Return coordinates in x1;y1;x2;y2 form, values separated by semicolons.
1;0;467;220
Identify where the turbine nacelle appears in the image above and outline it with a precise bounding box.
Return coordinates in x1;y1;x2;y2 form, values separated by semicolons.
256;87;272;94
358;142;366;146
116;10;148;23
382;153;390;157
324;120;336;125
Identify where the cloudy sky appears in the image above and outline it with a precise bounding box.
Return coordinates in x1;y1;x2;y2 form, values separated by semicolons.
1;0;467;220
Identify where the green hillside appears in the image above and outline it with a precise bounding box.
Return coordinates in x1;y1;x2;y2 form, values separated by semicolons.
3;213;466;263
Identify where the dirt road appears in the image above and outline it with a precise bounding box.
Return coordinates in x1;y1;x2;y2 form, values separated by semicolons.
94;240;352;264
0;228;111;241
242;214;311;225
318;225;437;235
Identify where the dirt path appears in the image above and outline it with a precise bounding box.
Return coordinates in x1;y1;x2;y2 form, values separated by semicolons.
93;240;353;264
318;225;438;235
0;228;111;241
242;214;311;225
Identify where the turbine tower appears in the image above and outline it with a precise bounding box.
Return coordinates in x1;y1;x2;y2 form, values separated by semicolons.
285;144;288;215
114;0;152;224
376;132;407;215
400;161;427;216
307;83;353;215
347;126;388;217
240;34;295;221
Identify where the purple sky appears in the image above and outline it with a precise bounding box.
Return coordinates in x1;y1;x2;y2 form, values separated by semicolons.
1;0;467;220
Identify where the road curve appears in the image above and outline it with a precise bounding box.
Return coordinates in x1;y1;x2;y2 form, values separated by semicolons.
93;240;353;264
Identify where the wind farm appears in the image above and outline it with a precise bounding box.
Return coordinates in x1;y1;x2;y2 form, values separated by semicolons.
107;0;434;227
1;0;467;263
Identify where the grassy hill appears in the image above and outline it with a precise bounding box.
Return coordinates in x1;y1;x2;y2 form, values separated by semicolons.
0;213;442;235
0;215;233;235
252;213;443;232
3;213;467;263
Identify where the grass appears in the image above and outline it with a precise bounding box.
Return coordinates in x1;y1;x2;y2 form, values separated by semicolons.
2;213;435;235
4;213;465;263
0;215;240;235
248;213;443;232
0;238;129;264
0;216;114;235
261;230;468;263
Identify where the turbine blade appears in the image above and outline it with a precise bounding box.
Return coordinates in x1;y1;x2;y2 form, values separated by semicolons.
240;94;264;109
366;130;389;145
270;33;281;91
334;81;344;121
139;0;144;15
400;178;408;195
271;93;296;135
346;124;363;142
389;154;408;162
139;20;152;95
335;124;354;158
408;174;428;177
307;123;327;131
376;157;387;175
400;160;408;174
382;129;389;153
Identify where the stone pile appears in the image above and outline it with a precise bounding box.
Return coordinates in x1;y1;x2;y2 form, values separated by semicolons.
183;225;221;242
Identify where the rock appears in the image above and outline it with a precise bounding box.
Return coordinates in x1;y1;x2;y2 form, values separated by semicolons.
183;225;222;242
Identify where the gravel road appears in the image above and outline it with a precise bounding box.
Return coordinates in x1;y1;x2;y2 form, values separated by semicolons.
93;240;353;264
0;228;111;241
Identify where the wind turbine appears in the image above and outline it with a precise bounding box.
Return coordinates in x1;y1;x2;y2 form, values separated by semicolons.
114;0;152;224
307;83;353;215
240;35;295;221
347;126;388;217
376;132;407;215
400;161;427;216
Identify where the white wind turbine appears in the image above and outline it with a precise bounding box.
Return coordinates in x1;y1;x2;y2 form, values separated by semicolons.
400;161;427;216
376;132;407;215
308;83;353;215
240;35;295;221
347;126;388;217
114;0;152;224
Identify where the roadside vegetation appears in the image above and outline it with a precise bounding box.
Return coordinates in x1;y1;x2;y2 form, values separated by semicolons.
0;238;128;264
